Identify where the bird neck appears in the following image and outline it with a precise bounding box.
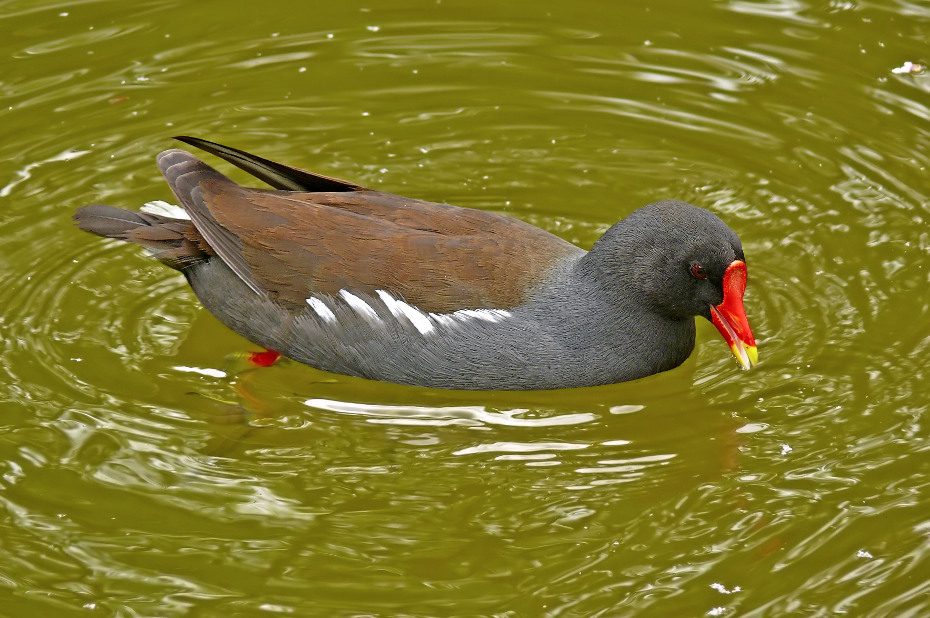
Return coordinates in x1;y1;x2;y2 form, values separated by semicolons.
519;252;696;383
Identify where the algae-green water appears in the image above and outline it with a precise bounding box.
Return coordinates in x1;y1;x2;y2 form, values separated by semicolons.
2;0;929;615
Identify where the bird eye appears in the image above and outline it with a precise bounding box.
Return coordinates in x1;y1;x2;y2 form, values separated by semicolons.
690;262;707;279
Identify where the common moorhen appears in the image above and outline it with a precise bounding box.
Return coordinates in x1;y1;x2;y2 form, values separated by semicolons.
74;136;758;390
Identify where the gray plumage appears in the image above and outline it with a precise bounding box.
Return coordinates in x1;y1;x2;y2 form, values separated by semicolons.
73;137;751;390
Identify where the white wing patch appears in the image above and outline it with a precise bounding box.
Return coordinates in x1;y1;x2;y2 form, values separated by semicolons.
142;200;190;220
306;297;337;323
305;290;513;335
339;290;381;322
452;308;511;323
376;290;511;334
376;290;435;334
428;312;459;328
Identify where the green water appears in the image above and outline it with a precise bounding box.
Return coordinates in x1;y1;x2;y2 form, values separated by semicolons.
2;0;929;615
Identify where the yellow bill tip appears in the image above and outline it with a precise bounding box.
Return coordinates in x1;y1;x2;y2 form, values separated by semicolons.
746;344;759;366
730;342;758;370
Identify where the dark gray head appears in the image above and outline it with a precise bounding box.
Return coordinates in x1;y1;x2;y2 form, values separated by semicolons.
578;200;756;370
582;200;745;319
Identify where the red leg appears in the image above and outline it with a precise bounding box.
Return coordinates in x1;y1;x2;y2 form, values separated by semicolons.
247;349;282;367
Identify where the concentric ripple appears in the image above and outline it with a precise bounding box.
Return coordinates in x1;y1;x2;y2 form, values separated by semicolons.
2;0;930;615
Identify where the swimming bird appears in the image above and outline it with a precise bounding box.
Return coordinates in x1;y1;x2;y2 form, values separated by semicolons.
73;136;757;390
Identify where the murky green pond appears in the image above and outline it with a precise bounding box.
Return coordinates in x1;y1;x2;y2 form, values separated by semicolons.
2;0;929;615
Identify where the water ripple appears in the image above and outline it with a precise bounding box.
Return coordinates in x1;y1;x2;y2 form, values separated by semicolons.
304;398;599;427
2;2;930;615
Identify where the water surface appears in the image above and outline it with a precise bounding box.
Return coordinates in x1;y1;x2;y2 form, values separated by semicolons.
1;0;929;615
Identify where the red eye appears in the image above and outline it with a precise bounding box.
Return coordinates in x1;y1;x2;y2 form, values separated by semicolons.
690;262;707;279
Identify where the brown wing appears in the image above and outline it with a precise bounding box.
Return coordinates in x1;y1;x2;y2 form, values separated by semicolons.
158;148;581;312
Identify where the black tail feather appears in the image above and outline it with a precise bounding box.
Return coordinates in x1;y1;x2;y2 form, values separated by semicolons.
173;135;363;193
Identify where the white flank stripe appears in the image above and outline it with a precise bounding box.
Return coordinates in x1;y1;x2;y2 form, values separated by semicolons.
306;297;337;323
142;200;190;220
485;309;512;321
453;308;512;323
376;290;435;334
428;312;458;328
339;290;381;321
